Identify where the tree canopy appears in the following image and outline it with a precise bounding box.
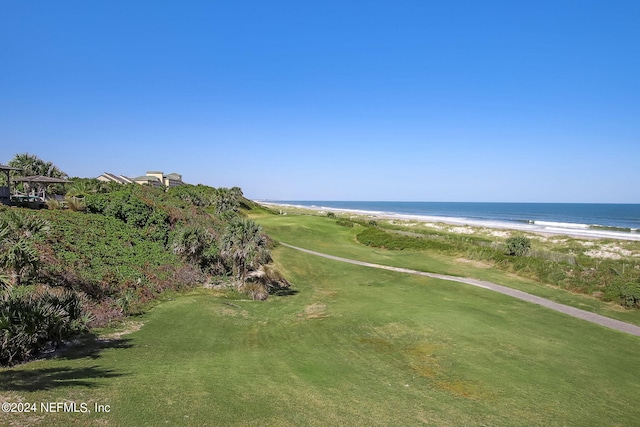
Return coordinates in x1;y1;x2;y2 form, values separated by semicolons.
8;153;67;178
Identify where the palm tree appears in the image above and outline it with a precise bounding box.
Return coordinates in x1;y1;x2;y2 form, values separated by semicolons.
213;188;240;217
0;239;39;287
220;218;271;287
8;153;68;196
65;180;96;212
0;211;50;287
66;179;109;198
0;210;50;239
8;153;67;178
8;153;39;177
66;181;92;198
171;226;215;267
229;186;243;199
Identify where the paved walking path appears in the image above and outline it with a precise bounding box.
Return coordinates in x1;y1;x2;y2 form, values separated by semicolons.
281;243;640;337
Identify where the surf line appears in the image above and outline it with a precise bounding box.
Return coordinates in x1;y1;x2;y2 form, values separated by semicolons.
279;242;640;337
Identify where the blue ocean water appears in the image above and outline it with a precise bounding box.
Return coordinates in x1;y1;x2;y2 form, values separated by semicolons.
271;201;640;236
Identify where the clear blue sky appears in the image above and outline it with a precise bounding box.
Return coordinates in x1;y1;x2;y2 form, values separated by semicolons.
1;1;639;202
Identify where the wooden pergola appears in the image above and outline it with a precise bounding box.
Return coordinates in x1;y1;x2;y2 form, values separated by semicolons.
0;163;22;205
12;175;71;200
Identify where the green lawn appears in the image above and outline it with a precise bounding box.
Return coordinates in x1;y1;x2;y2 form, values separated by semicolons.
2;214;640;426
255;213;640;326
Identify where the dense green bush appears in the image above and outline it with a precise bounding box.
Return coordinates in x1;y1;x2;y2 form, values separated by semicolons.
212;187;242;217
336;219;355;227
619;283;640;308
168;184;214;207
1;288;89;366
171;225;221;271
87;189;154;227
36;210;191;306
505;236;531;256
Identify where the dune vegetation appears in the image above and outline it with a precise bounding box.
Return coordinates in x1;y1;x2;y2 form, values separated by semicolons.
1;154;288;367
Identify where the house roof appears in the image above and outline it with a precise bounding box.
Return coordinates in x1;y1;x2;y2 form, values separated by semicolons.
98;172;136;184
13;175;71;184
0;164;22;171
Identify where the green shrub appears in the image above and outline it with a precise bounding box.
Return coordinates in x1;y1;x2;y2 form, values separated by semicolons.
336;220;355;227
171;225;216;268
619;283;640;308
0;288;89;366
66;196;86;212
36;210;188;306
326;212;336;218
505;236;531;256
46;198;62;210
168;185;213;207
86;188;153;227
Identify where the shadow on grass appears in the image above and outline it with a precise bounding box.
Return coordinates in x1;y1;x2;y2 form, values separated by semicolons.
0;337;133;392
48;336;135;362
0;365;125;391
272;288;299;296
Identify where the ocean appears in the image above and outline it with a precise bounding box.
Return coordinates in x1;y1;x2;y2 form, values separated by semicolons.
267;201;640;240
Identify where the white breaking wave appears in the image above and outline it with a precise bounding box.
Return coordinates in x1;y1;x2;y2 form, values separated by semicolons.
532;220;590;229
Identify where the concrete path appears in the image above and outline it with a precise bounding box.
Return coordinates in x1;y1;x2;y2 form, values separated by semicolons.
280;243;640;337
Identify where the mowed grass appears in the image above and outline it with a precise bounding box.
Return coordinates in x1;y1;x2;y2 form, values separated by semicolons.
254;213;640;326
2;215;640;426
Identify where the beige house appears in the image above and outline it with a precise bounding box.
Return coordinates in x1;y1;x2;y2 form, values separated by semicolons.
97;171;184;188
145;171;183;188
96;172;134;185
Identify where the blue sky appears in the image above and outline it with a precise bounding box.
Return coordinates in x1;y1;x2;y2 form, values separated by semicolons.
1;1;639;202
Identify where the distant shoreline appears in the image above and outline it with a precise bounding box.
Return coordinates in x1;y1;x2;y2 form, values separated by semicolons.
257;201;640;242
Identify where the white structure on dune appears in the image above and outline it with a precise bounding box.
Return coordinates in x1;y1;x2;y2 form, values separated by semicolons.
97;171;184;188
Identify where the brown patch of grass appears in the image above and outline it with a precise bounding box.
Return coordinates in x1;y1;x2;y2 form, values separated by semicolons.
99;320;144;341
374;322;413;338
298;303;328;319
315;289;338;297
217;306;250;318
435;379;485;400
362;324;489;401
358;337;394;351
455;257;492;269
406;343;442;379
